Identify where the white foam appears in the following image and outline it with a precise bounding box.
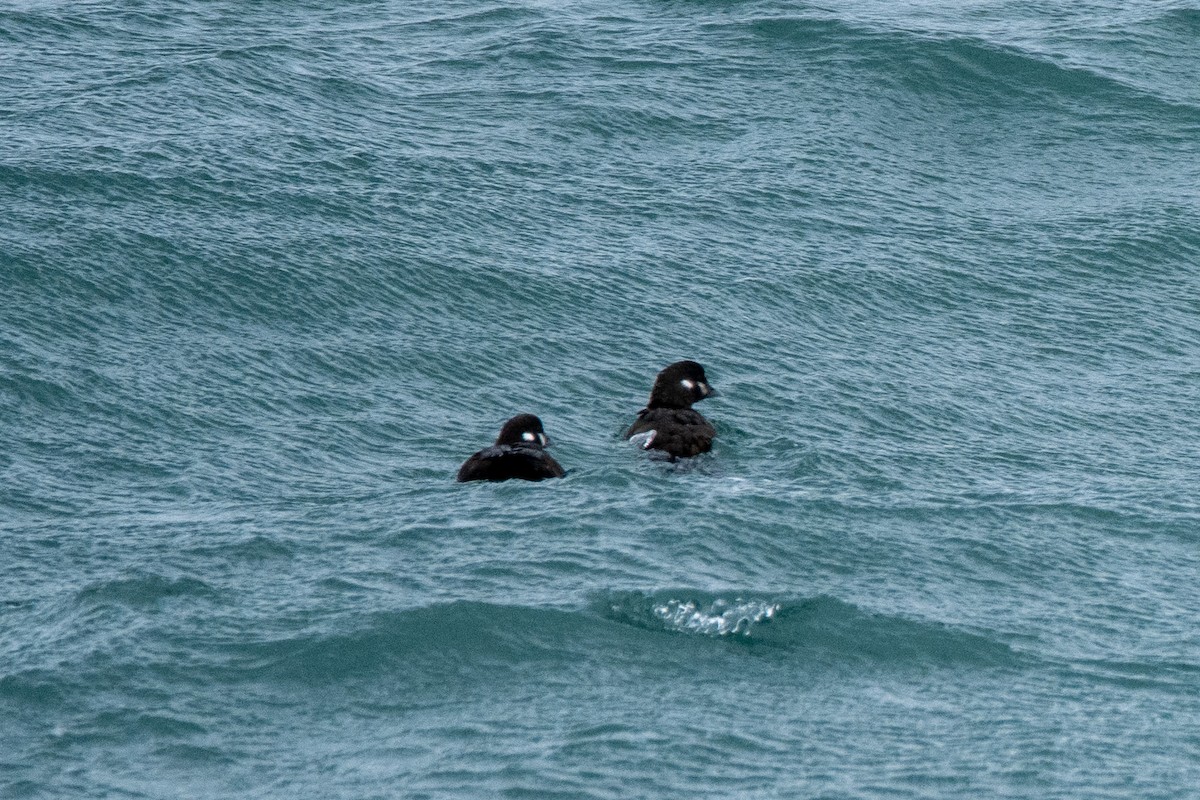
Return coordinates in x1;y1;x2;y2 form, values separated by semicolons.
652;597;780;636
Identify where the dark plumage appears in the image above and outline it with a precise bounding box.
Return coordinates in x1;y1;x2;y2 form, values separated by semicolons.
456;413;565;482
624;360;718;459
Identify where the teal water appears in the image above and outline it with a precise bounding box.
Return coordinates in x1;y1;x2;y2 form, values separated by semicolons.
3;1;1199;797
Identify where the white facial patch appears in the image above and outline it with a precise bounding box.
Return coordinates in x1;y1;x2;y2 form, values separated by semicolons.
522;432;537;442
538;433;548;446
681;379;695;390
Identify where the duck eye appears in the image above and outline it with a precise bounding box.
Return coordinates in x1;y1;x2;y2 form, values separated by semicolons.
680;379;695;390
522;432;536;442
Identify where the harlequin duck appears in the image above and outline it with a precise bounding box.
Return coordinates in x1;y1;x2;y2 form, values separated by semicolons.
457;413;565;482
623;360;717;459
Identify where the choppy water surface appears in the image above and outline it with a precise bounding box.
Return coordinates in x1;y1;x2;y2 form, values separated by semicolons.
3;1;1199;797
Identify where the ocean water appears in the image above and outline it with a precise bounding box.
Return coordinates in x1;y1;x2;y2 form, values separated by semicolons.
3;0;1199;797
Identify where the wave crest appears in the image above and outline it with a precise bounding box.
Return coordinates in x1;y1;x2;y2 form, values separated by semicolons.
650;597;780;637
600;590;1019;666
602;590;781;638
